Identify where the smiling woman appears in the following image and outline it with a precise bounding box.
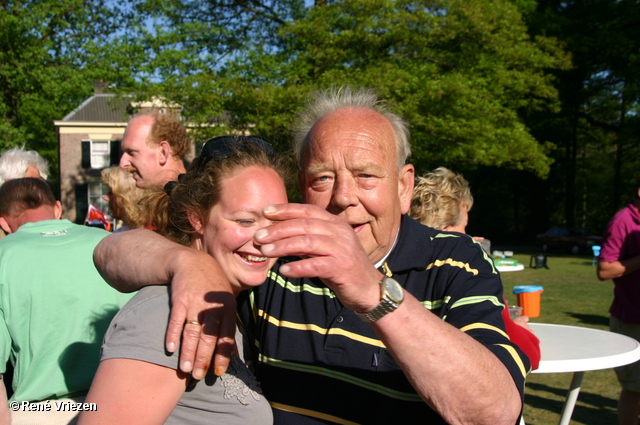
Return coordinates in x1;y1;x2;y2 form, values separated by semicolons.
78;136;289;425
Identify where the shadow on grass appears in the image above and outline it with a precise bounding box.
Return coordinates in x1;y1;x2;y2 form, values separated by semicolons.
563;312;610;327
525;383;617;424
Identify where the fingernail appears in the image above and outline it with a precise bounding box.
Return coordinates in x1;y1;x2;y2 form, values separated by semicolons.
262;243;275;254
166;342;175;353
263;205;277;214
193;368;205;380
214;366;227;376
280;264;290;274
182;361;193;372
255;228;269;240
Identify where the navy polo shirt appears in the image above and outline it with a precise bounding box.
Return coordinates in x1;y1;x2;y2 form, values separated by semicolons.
238;214;528;424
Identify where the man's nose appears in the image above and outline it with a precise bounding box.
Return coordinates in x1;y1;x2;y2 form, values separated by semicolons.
330;176;359;210
119;155;130;168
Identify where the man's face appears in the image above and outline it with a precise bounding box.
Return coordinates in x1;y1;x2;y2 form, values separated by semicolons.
119;116;162;189
299;107;414;264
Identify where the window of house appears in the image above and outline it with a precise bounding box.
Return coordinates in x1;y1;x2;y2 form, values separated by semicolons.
88;181;111;216
90;140;110;168
82;140;120;169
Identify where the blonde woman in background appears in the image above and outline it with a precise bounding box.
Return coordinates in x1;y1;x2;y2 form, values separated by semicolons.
410;166;540;370
410;166;473;233
101;166;146;231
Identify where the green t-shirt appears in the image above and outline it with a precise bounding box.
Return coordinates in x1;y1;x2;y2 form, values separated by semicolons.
0;219;133;402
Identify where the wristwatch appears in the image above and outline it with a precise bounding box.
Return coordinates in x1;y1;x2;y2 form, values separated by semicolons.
355;277;405;322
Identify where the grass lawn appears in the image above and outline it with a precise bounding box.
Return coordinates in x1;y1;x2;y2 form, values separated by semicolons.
498;249;619;425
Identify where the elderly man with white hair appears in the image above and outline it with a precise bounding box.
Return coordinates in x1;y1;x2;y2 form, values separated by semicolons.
94;87;528;425
0;146;49;185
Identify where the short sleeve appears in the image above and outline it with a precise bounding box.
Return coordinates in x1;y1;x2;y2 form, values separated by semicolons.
600;212;626;262
101;286;179;371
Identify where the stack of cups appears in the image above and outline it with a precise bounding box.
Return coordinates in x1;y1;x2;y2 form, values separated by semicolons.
512;285;544;318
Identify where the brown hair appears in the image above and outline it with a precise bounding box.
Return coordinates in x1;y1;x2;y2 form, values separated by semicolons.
101;166;147;228
144;137;289;247
410;167;473;230
0;178;56;217
145;113;192;159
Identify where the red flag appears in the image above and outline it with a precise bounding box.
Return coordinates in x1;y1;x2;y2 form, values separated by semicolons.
85;204;112;232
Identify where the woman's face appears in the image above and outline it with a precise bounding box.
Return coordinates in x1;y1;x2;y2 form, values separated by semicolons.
196;166;288;292
104;189;123;220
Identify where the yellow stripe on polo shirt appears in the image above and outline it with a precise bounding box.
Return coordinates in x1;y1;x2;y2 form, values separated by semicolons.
496;344;529;378
258;308;386;347
259;354;423;402
425;258;479;276
269;402;360;425
460;322;509;339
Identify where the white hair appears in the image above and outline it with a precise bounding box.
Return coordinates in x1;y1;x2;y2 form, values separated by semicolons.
293;87;411;171
0;146;50;185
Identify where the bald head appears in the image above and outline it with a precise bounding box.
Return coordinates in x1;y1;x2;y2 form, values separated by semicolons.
119;114;191;188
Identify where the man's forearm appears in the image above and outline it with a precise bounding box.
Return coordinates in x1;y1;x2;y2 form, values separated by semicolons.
597;254;640;280
93;229;191;292
372;296;521;425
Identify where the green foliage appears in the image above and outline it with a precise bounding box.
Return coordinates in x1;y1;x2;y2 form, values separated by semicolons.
120;0;569;177
523;0;640;230
0;0;136;179
216;0;569;177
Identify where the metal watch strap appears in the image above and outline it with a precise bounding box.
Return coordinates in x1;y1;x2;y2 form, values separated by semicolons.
355;277;404;323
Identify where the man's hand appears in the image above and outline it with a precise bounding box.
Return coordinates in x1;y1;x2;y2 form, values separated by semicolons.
166;248;236;379
255;203;383;313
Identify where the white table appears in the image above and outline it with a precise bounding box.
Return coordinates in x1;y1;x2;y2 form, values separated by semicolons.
496;264;525;272
529;323;640;425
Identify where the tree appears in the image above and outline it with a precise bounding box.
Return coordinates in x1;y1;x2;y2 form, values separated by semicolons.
121;0;570;178
0;0;137;180
221;0;570;177
523;0;640;231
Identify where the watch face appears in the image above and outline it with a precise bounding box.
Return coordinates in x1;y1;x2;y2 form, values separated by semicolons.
383;278;404;302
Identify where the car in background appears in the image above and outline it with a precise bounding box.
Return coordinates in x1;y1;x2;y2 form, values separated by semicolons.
536;227;603;255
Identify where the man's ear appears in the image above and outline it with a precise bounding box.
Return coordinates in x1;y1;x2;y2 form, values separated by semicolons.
187;210;205;235
0;216;11;234
158;141;171;166
398;164;415;214
53;201;62;219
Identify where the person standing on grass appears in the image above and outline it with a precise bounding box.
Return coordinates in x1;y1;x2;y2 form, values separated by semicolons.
597;175;640;425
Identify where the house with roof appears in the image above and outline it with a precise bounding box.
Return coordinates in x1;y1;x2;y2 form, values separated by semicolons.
54;85;188;224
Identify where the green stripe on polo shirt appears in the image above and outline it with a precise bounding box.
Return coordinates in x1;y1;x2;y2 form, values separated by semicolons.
267;270;336;297
419;295;451;310
259;354;424;402
450;295;503;309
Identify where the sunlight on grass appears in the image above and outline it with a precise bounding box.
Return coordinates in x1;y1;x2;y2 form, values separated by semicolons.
499;252;618;425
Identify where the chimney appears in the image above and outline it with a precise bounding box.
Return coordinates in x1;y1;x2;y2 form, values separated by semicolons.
94;80;109;94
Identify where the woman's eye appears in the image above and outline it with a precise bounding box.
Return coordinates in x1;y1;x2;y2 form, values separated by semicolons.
237;220;255;226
